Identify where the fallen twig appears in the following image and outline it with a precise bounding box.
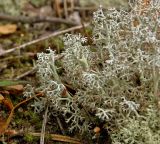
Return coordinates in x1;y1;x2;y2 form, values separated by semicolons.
3;130;81;144
0;13;77;25
31;132;81;144
56;117;66;135
14;67;36;80
0;23;89;57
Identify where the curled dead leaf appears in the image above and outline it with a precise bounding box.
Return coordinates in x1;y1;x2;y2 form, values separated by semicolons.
2;97;14;110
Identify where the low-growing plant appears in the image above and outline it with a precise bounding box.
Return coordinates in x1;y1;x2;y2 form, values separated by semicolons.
24;0;160;143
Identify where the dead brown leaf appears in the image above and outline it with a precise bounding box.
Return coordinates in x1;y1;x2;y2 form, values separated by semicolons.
6;84;24;93
0;24;17;35
0;90;10;95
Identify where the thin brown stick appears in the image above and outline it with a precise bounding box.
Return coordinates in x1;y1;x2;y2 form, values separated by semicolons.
40;105;48;144
0;23;89;57
14;67;36;80
0;13;77;25
3;130;81;144
31;132;81;144
56;117;66;135
14;92;43;110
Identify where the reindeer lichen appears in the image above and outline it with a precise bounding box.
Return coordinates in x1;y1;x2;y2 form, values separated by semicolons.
24;0;160;143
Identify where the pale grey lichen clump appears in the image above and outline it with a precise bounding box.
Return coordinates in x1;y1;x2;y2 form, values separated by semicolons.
24;0;160;143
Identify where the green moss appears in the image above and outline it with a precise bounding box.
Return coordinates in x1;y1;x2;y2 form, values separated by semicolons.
51;37;64;53
24;133;39;143
14;118;25;126
23;110;42;129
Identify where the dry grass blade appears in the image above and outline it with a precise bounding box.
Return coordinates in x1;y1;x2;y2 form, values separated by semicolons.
31;132;81;144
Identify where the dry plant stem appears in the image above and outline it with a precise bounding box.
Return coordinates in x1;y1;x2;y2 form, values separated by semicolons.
56;117;66;135
0;13;77;25
0;23;89;57
2;130;81;144
14;67;36;80
31;132;81;144
0;55;26;62
14;92;43;110
40;105;48;144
